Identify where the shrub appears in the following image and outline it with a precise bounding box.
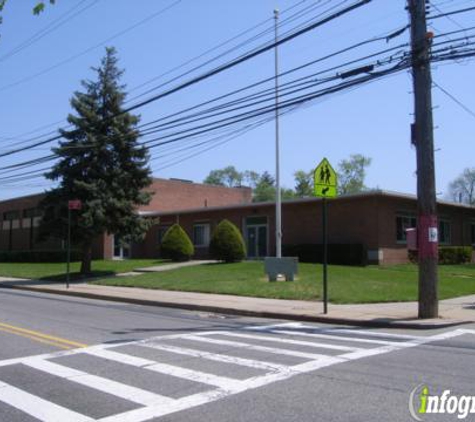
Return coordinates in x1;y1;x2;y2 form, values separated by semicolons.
282;244;367;266
209;219;246;263
439;246;472;265
160;224;194;262
408;246;472;265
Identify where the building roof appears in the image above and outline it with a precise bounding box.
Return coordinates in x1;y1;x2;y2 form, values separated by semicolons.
138;189;475;218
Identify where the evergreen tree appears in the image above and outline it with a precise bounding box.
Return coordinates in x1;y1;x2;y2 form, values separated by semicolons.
39;47;152;274
294;170;313;197
253;171;276;202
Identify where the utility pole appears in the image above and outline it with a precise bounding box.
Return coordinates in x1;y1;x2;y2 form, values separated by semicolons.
274;8;282;258
408;0;438;318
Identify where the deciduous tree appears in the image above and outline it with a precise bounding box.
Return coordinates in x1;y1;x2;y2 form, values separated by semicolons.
337;154;372;195
447;168;475;205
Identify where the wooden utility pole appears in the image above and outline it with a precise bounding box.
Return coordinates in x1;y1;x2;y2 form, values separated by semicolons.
408;0;439;318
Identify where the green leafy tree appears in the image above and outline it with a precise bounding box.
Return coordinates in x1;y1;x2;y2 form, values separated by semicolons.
294;170;313;197
39;47;152;274
447;168;475;205
161;224;194;262
0;0;55;26
253;171;276;202
209;220;246;263
337;154;372;195
242;170;260;188
203;165;242;187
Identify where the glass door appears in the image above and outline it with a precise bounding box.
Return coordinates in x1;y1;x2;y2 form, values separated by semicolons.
113;235;131;259
245;217;268;259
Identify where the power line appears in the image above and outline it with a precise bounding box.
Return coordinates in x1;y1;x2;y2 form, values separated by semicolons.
433;80;475;119
0;0;99;63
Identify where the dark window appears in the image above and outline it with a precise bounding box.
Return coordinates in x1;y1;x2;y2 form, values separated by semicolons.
193;224;210;247
439;220;451;245
23;208;42;218
396;214;417;242
3;210;19;220
470;223;475;245
246;216;267;226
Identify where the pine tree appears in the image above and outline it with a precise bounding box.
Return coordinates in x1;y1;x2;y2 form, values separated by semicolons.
39;47;152;274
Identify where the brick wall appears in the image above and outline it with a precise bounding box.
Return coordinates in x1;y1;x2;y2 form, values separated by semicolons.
141;178;252;212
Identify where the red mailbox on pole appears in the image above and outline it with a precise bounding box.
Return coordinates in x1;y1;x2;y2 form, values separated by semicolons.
406;228;417;251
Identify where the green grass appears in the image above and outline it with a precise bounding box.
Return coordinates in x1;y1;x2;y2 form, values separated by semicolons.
91;261;475;304
0;259;167;281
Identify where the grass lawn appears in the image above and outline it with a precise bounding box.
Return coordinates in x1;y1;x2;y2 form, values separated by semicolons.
91;261;475;304
0;259;167;281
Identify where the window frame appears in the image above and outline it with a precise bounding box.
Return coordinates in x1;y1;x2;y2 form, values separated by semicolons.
193;223;211;248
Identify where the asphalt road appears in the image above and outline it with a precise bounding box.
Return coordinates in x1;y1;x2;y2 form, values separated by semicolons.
0;287;474;422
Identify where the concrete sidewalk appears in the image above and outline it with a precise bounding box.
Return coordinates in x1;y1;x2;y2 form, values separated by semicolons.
1;276;474;329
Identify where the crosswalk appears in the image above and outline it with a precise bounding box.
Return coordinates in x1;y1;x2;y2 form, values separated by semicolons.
0;322;470;422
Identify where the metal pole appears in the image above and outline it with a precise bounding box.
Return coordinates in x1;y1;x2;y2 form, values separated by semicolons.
274;8;282;258
66;206;71;289
408;0;438;318
322;198;328;314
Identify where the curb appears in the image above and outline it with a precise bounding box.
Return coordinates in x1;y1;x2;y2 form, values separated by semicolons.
4;284;472;330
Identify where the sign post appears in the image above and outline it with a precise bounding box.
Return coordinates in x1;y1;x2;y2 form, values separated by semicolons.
313;158;337;314
66;200;82;289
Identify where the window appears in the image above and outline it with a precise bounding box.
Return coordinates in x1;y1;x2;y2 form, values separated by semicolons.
3;210;19;220
396;214;417;243
157;226;170;245
193;223;210;247
471;223;475;246
439;219;451;245
23;208;42;218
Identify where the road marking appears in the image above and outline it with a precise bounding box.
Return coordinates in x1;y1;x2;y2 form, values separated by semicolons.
182;334;329;360
25;358;175;407
86;348;238;390
141;342;288;371
0;324;472;422
216;331;363;351
0;380;94;422
0;321;87;350
262;328;404;346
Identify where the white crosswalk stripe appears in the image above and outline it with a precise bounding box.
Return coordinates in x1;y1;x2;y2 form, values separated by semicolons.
0;323;470;422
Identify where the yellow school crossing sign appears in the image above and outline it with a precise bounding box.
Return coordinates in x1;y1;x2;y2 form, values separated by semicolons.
314;158;337;198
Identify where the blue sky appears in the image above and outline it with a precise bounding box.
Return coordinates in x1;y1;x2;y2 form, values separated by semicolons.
0;0;474;201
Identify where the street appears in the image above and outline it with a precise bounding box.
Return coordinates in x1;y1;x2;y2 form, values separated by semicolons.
0;288;474;422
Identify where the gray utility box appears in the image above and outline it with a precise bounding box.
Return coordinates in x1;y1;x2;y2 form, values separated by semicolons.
264;257;299;282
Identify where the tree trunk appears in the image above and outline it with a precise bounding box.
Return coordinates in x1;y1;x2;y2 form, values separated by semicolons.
80;243;92;276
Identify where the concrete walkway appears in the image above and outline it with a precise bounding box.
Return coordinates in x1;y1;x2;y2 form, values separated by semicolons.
134;260;219;273
0;275;473;329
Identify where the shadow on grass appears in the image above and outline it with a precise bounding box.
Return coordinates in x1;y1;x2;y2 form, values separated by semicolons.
0;271;115;287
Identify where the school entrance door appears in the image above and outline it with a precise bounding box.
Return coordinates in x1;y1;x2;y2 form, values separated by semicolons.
245;217;268;259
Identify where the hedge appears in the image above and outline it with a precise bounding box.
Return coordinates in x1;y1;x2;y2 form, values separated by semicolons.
282;244;367;266
408;246;472;265
0;249;82;263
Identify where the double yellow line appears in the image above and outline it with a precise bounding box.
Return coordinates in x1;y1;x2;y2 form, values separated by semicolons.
0;322;88;350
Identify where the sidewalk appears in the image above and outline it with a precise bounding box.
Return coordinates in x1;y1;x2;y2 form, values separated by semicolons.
1;276;474;329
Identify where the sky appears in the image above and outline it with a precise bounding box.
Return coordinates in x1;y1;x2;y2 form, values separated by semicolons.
0;0;474;201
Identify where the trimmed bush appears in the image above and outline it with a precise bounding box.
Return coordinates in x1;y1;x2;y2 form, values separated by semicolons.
160;224;194;262
209;220;246;263
408;246;472;265
0;249;82;263
282;244;367;266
